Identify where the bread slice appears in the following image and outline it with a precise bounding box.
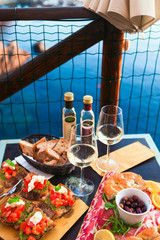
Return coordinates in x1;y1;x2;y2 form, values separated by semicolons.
47;139;58;149
53;138;69;155
19;140;35;157
34;137;47;150
0;195;35;230
43;159;57;166
37;145;61;162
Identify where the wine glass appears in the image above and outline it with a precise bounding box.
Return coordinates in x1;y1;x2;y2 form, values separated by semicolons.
66;123;98;197
96;105;124;172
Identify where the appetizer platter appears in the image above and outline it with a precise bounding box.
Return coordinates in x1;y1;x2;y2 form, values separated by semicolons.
76;171;160;240
0;159;88;240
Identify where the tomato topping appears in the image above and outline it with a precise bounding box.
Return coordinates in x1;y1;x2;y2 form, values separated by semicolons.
49;187;74;207
5;172;12;179
28;236;36;240
25;174;32;183
24;226;32;235
20;222;27;230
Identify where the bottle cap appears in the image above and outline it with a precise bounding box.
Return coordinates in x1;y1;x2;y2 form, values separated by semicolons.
64;92;74;101
83;95;93;105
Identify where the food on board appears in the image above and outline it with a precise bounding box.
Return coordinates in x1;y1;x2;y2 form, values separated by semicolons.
38;183;75;220
0;195;35;230
19;207;55;240
0;159;27;188
20;173;50;201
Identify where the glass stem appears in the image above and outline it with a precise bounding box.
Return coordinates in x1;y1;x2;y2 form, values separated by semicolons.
80;167;84;191
106;144;110;163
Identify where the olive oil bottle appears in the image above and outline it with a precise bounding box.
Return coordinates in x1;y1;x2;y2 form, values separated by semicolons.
62;92;76;140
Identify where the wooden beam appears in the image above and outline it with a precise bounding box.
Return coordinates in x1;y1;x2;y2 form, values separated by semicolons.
0;7;99;21
0;19;105;102
100;22;124;108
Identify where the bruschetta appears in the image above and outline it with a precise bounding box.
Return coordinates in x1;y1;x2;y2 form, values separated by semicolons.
0;159;27;188
38;183;75;220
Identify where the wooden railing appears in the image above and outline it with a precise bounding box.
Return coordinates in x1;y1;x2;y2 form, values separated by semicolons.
0;7;124;108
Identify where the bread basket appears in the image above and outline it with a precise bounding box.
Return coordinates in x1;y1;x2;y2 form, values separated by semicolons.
19;134;75;176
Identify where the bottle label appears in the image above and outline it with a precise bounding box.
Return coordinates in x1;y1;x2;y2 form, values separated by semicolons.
63;116;76;140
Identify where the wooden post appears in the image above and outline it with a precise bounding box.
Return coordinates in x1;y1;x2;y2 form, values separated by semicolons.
100;22;124;109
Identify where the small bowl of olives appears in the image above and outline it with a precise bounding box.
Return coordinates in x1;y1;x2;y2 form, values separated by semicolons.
116;188;151;225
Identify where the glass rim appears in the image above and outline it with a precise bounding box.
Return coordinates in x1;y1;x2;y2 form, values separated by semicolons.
70;123;95;137
101;105;122;116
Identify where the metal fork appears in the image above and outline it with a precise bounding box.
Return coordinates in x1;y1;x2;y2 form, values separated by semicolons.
0;179;24;203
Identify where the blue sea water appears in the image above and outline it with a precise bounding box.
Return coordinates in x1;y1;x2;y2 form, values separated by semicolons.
0;19;159;149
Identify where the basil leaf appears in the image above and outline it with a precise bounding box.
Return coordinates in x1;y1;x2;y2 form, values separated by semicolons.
55;185;61;191
132;221;142;228
9;196;20;204
5;159;15;167
105;202;116;210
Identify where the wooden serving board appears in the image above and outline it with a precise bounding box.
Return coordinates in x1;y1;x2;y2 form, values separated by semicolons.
0;197;88;240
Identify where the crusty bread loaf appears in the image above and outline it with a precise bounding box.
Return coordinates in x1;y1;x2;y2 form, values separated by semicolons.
19;140;35;157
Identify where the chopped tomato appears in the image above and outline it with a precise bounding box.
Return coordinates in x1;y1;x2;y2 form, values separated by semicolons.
25;174;32;183
12;171;17;177
1;205;6;213
27;220;34;228
32;225;42;235
17;204;25;212
28;236;36;240
23;187;28;193
68;199;74;206
20;222;27;230
5;172;12;179
14;209;22;219
6;168;13;175
24;226;32;235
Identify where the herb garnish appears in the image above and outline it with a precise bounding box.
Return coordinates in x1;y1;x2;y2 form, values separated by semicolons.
55;185;61;191
9;196;20;204
98;193;142;237
5;159;15;168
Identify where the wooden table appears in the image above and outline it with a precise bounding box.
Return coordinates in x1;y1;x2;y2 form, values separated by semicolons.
0;134;160;240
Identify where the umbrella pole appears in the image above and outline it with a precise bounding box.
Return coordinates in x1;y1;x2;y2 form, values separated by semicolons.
100;22;124;109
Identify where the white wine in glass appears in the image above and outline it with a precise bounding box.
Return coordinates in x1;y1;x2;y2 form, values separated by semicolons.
66;123;98;197
96;105;124;172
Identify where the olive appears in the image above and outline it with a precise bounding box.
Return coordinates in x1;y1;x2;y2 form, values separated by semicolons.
119;203;124;209
128;198;134;203
124;206;132;213
132;195;138;201
136;207;142;214
126;201;131;206
121;200;126;205
131;202;138;208
141;206;147;212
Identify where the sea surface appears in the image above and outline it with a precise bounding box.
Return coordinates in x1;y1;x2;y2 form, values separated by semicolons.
0;6;159;150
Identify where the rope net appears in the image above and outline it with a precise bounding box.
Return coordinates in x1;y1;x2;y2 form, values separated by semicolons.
0;19;159;150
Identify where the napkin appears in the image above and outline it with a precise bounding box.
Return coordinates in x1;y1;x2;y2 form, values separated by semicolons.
15;155;54;179
91;141;157;177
